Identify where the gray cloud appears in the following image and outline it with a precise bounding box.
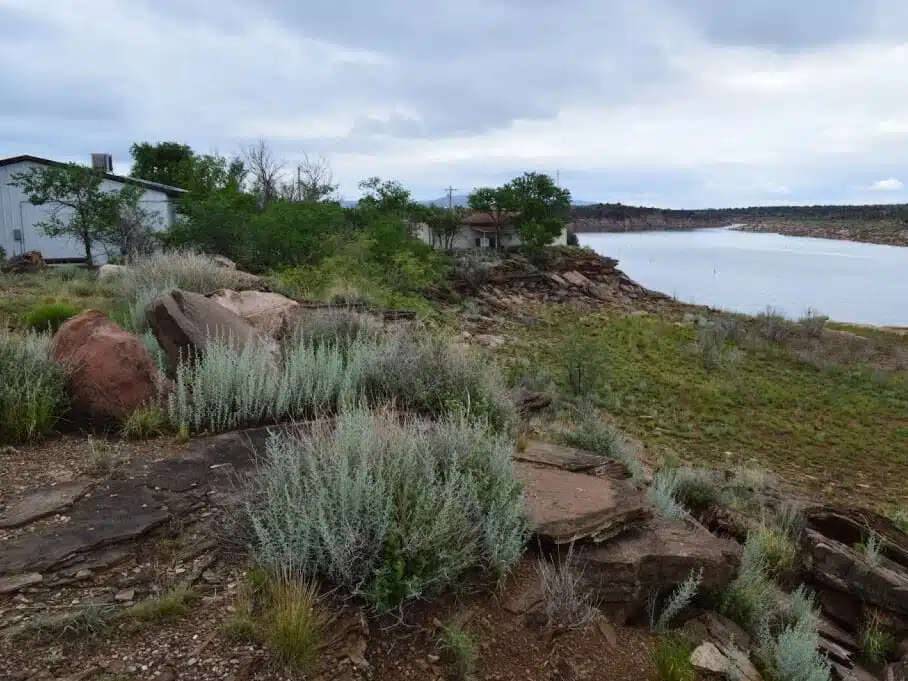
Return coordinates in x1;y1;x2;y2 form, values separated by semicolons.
1;0;906;206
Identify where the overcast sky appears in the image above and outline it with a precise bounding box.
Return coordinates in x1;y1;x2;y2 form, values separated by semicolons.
2;0;908;207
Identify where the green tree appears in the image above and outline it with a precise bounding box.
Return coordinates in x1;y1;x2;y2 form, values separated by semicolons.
467;185;517;250
506;172;571;251
357;177;413;215
10;163;121;266
129;142;195;188
130;142;246;197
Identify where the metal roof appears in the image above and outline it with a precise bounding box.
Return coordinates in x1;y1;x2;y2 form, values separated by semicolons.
0;155;187;197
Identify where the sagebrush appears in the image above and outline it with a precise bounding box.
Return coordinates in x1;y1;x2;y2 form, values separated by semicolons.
244;408;528;613
169;330;515;434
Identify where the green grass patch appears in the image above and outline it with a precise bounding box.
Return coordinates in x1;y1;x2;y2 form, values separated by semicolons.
501;310;908;505
122;586;199;624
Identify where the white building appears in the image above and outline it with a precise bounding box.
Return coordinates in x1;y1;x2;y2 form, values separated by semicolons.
0;154;185;262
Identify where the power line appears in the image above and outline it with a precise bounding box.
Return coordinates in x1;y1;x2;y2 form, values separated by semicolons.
444;186;457;211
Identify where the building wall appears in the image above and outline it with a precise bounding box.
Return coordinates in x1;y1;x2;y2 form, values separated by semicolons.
0;160;176;261
415;222;568;250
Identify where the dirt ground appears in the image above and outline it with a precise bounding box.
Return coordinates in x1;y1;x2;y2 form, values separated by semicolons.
0;554;659;681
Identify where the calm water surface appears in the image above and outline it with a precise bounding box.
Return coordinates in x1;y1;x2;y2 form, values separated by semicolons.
579;228;908;326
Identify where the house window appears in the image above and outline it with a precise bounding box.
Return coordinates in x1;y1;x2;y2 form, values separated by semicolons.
474;236;482;248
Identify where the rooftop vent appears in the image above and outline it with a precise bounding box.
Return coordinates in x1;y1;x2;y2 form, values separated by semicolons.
90;153;113;173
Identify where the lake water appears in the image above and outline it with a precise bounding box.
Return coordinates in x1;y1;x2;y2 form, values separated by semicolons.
579;228;908;326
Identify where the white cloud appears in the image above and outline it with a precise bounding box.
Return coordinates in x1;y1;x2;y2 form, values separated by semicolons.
868;178;904;191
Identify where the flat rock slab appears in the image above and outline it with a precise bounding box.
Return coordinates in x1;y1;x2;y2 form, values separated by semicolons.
0;482;173;575
0;572;43;594
579;517;740;606
802;527;908;616
515;462;650;544
0;423;316;578
516;442;604;472
0;479;95;529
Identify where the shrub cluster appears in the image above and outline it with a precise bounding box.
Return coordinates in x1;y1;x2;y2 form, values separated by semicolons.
0;330;67;444
168;328;515;435
243;408;528;613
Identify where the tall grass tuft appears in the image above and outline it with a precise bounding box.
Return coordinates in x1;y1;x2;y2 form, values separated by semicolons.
262;574;325;672
243;408;528;613
117;250;253;302
651;632;696;681
743;525;798;576
537;545;599;630
0;329;67;444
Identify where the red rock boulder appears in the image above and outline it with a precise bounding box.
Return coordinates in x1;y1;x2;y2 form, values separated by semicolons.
52;310;162;423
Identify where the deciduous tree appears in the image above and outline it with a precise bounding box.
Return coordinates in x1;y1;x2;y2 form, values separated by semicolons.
467;185;517;250
10;164;120;266
506;172;571;251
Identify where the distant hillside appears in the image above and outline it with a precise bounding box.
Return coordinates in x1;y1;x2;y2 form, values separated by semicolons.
570;202;908;246
570;202;908;231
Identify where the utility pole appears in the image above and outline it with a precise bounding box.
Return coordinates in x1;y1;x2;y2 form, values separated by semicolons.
556;169;560;186
445;186;457;212
297;165;302;202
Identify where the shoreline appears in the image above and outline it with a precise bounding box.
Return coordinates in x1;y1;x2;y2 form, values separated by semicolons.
730;220;908;247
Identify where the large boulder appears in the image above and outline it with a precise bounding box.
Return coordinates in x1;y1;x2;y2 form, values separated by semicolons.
146;289;279;375
52;311;163;422
207;289;300;338
578;518;741;613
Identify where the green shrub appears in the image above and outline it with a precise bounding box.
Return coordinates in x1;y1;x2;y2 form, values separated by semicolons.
743;525;797;576
24;604;115;641
290;309;383;350
360;333;516;432
0;330;67;444
720;560;783;636
651;632;695;681
758;307;796;344
437;620;478;681
756;602;831;681
647;467;689;521
23;302;80;333
648;568;703;632
671;467;723;513
244;408;528;613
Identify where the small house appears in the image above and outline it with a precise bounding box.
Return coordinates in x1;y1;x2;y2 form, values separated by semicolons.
415;210;568;250
0;154;186;262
